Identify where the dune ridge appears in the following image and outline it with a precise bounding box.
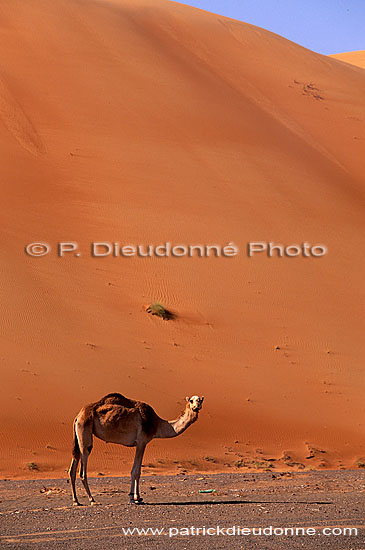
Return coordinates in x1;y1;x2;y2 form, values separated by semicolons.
330;50;365;69
0;0;364;478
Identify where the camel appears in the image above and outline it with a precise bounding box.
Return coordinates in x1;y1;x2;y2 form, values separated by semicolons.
68;392;204;505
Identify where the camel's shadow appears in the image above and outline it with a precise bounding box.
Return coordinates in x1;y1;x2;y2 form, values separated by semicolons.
143;499;333;506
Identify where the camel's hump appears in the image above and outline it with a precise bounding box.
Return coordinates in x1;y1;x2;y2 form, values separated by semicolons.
97;393;138;409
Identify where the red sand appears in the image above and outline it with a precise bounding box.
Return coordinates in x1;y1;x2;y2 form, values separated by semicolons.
0;0;364;478
330;50;365;69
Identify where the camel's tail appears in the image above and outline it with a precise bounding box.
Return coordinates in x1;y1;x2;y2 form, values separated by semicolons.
72;419;80;460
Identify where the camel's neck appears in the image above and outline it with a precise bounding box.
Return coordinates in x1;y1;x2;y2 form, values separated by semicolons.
154;406;198;439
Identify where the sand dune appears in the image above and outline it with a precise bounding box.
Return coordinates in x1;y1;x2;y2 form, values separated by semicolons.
330;50;365;69
0;0;364;478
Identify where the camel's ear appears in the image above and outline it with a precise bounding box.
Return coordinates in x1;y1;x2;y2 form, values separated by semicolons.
185;396;190;403
201;396;205;403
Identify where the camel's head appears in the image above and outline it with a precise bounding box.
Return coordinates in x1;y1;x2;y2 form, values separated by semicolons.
185;395;204;412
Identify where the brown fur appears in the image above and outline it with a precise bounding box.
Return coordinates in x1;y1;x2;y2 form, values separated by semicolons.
72;420;80;459
76;392;159;439
68;392;203;505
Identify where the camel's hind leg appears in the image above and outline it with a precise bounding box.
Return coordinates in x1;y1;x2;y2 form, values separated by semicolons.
69;419;81;506
76;421;97;505
69;456;81;506
80;450;97;505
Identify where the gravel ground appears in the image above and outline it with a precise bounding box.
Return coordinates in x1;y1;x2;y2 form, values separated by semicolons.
0;470;364;549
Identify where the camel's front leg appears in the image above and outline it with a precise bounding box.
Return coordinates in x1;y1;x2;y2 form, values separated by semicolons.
129;442;146;504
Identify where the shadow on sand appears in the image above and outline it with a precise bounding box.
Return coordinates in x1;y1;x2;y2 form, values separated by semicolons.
143;499;333;506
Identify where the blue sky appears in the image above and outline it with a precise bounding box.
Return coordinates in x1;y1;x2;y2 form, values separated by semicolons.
174;0;365;55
